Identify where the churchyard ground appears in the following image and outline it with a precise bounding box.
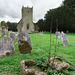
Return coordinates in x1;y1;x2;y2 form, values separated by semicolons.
0;32;75;75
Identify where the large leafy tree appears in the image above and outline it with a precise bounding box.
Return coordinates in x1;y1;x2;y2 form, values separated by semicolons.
1;21;8;27
63;0;75;9
37;19;45;31
45;6;75;32
37;5;75;32
7;21;18;31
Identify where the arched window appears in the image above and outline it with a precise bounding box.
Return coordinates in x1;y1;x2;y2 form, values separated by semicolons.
28;11;29;13
27;23;29;29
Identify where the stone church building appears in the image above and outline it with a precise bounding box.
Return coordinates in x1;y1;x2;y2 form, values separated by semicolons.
17;6;34;33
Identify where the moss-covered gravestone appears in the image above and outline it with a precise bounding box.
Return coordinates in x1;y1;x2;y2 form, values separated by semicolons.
18;32;32;54
18;40;32;54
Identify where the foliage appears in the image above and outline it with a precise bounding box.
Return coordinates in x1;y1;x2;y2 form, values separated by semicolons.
62;70;73;75
46;67;58;74
7;21;18;31
1;21;8;27
63;0;75;9
35;56;48;67
0;21;18;31
36;19;45;31
35;56;75;74
35;56;57;74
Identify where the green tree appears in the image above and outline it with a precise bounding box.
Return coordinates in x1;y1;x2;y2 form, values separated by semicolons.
37;19;45;31
44;6;75;32
7;21;18;31
1;21;8;27
63;0;75;9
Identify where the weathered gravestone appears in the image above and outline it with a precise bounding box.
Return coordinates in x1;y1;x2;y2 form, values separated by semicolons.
9;32;16;41
0;36;15;58
40;32;43;36
15;32;19;37
2;30;5;35
17;32;32;54
0;35;1;37
61;32;69;46
4;35;7;37
56;31;61;39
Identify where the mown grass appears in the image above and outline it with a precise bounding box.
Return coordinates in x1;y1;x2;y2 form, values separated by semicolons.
0;33;75;75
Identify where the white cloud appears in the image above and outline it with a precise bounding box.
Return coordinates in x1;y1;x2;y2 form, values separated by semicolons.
0;0;63;22
0;15;19;22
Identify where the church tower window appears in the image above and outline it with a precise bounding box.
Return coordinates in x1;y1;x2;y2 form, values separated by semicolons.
28;10;29;13
27;23;29;29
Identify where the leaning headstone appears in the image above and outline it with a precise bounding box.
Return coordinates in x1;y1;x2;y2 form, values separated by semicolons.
61;31;65;41
0;36;15;58
61;33;69;46
56;31;61;38
9;32;16;41
17;32;32;54
40;32;43;36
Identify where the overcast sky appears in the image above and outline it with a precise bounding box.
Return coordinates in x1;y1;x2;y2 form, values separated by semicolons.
0;0;64;23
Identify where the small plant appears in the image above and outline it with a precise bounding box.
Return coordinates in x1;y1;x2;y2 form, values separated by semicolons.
48;16;53;66
35;56;48;67
35;56;75;74
62;70;73;75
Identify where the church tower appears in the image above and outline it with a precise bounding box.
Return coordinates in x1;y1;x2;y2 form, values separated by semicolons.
17;6;34;33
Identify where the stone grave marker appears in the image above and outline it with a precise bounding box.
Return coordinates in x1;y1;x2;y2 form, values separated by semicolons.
0;35;1;37
0;36;15;58
40;32;43;36
61;31;65;41
9;32;16;41
4;35;7;37
61;33;69;46
15;32;19;37
17;32;32;54
56;31;61;38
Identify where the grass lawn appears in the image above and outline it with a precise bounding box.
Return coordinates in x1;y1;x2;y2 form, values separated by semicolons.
0;33;75;75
